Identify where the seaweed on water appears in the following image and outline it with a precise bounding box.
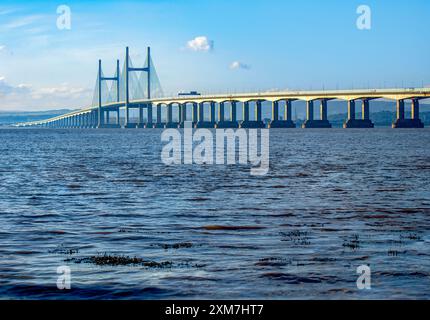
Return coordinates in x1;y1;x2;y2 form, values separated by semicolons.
160;242;193;250
48;244;79;255
255;257;290;267
400;233;422;241
65;253;173;268
280;230;311;246
342;234;360;250
202;225;265;231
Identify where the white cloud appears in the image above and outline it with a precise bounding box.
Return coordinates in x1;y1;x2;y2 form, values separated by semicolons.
0;77;92;111
186;36;213;52
0;76;31;96
230;61;250;70
0;45;5;51
2;14;45;30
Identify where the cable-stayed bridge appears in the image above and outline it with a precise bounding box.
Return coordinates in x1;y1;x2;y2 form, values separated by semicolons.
18;47;430;129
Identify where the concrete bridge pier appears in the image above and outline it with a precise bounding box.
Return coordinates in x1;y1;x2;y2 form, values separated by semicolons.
80;114;85;128
137;105;145;128
192;103;198;127
153;104;164;128
393;99;424;128
195;102;216;128
145;104;154;128
107;108;121;128
82;113;88;128
302;100;332;128
216;102;239;128
269;100;296;128
96;109;105;128
178;103;187;128
165;104;179;128
92;110;98;128
106;111;110;126
124;107;137;128
240;101;265;128
344;99;374;128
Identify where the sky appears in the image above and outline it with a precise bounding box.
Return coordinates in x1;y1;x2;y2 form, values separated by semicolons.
0;0;430;111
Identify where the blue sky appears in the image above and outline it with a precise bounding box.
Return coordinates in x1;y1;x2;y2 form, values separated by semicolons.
0;0;429;110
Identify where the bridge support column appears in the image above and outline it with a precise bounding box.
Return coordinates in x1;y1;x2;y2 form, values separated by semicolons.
210;102;216;123
241;101;265;128
195;102;215;128
165;104;178;128
137;106;145;128
232;102;237;122
178;103;187;128
302;100;332;128
192;103;198;126
101;111;109;128
303;100;332;128
393;99;424;128
269;100;296;128
84;113;89;128
97;108;105;128
344;99;374;128
216;102;239;128
145;104;153;128
153;104;164;128
93;110;98;128
124;107;137;128
194;102;204;128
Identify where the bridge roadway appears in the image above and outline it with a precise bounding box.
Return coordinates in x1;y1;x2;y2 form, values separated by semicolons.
18;88;430;129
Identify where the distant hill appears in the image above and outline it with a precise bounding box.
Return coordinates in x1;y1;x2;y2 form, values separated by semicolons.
0;109;75;126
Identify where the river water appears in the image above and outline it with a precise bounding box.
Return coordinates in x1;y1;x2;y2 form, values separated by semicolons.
0;128;429;299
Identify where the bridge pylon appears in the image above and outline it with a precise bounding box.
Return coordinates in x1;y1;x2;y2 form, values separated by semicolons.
97;59;120;128
124;46;151;128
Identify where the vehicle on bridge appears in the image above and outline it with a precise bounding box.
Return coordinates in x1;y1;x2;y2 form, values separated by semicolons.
178;91;201;96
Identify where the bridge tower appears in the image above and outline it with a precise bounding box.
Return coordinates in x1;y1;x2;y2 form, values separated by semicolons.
97;59;120;128
124;46;151;128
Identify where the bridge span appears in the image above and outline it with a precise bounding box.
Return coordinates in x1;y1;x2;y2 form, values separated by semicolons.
18;88;430;129
17;47;429;129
